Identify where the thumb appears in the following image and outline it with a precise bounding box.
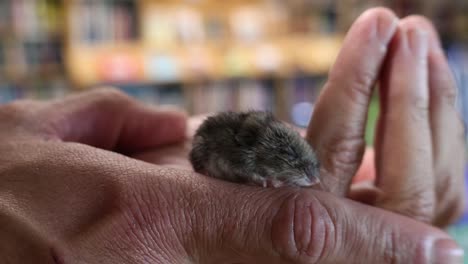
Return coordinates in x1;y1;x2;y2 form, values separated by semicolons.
45;87;187;153
185;180;464;264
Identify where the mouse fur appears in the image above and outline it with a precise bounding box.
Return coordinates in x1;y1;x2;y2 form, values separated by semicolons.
189;111;320;187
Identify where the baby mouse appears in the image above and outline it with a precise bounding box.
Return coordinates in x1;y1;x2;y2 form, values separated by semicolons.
189;111;320;188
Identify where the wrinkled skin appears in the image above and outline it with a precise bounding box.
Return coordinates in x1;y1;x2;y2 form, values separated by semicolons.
0;8;465;264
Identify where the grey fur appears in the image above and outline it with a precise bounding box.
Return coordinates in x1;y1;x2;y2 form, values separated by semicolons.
189;111;320;187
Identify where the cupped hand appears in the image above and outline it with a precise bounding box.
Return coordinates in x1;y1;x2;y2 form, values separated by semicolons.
307;10;466;227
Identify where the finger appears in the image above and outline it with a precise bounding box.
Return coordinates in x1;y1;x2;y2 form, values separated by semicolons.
348;148;380;205
45;87;187;153
307;8;398;196
430;42;466;227
411;16;467;227
133;115;222;168
132;141;193;169
375;20;434;222
188;115;209;137
348;180;383;205
353;147;376;183
164;176;464;264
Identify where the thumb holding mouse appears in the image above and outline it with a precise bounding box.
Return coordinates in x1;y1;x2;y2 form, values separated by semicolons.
145;179;462;264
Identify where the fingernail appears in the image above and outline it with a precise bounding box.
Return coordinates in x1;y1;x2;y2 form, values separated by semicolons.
377;14;399;45
432;239;464;264
407;28;429;57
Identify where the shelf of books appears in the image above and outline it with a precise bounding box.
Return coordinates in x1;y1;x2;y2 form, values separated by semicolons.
63;0;344;123
0;0;70;102
1;0;467;128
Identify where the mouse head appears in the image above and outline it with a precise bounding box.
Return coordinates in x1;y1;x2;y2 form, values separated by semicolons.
236;112;320;187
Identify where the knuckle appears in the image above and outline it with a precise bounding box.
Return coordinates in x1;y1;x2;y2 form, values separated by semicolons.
379;190;435;224
408;206;434;224
349;70;375;95
448;195;466;222
388;94;429;123
321;133;365;177
409;94;430;112
438;184;466;225
89;87;135;109
271;192;337;264
0;100;46;130
328;69;374;106
0;100;39;116
436;82;457;104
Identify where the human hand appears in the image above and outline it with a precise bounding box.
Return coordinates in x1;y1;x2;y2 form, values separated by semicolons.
0;87;460;263
307;10;466;228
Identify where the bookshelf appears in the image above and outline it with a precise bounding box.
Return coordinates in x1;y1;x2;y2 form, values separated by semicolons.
65;1;343;83
0;0;70;103
1;0;467;129
63;0;344;124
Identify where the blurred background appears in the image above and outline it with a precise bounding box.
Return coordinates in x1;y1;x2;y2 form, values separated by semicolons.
0;0;467;130
0;0;468;256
